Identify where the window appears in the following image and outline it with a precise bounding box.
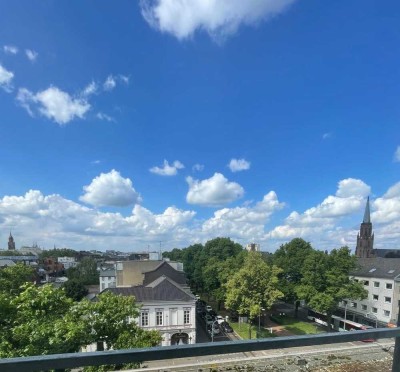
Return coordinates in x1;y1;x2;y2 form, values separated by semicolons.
156;309;163;326
386;283;393;289
361;305;367;311
373;294;379;301
372;307;378;314
184;308;191;324
141;311;149;326
364;280;369;286
385;296;391;304
384;310;390;317
373;281;380;288
350;302;357;308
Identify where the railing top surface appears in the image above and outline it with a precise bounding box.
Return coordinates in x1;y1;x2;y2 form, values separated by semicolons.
1;327;399;372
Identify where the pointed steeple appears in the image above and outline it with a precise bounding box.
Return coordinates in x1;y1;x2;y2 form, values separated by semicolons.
363;196;371;223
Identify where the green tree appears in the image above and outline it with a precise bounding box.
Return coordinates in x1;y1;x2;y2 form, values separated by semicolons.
0;263;36;295
67;256;99;285
39;248;78;259
296;247;368;331
273;238;314;317
75;291;161;351
63;279;89;301
0;285;161;361
225;251;283;338
0;283;85;357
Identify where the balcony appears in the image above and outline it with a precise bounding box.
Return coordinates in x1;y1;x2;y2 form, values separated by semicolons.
1;327;400;371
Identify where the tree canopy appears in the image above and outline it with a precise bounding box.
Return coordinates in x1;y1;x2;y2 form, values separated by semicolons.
296;246;368;330
66;256;99;285
225;251;283;324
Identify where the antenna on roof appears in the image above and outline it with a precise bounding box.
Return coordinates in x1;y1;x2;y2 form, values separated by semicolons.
159;241;162;260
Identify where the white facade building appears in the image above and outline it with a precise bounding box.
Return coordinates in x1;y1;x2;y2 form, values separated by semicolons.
108;276;196;345
99;269;116;292
57;256;78;270
339;258;400;327
245;243;260;252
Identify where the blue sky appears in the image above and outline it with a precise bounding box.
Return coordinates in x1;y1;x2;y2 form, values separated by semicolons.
0;0;399;252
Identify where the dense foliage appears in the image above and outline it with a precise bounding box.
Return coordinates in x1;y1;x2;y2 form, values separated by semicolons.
225;251;283;337
296;246;368;330
0;265;161;364
66;256;99;285
164;237;245;307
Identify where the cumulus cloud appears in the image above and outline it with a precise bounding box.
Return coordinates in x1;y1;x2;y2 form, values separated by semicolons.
269;178;371;240
16;86;90;125
25;49;38;62
140;0;296;41
3;45;18;54
80;170;141;207
228;158;251;172
150;160;185;176
202;191;284;240
186;172;244;206
103;75;117;91
393;146;400;163
372;182;400;224
0;64;14;92
0;189;196;250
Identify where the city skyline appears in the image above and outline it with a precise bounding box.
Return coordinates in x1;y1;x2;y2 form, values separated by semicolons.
0;1;399;252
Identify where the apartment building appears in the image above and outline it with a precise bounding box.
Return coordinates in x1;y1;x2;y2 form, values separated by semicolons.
338;258;400;327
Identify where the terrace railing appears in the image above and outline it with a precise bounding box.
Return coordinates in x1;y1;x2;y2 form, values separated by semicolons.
1;327;400;372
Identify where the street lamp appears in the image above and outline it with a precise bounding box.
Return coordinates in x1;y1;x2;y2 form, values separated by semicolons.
343;302;348;331
258;308;265;331
211;319;218;343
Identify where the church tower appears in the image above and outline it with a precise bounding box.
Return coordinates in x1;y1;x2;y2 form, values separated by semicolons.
355;197;374;258
8;232;16;250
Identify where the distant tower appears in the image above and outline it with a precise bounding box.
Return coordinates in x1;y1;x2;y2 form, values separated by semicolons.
8;232;16;250
355;197;374;258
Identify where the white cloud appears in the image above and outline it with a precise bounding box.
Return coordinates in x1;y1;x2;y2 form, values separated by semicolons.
82;81;98;97
186;172;244;206
192;163;204;172
372;182;400;224
103;75;116;91
80;170;141;207
269;178;371;240
0;64;14;92
3;45;18;55
96;112;115;122
150;160;185;176
201;191;284;240
393;146;400;163
140;0;296;41
16;86;90;125
228;158;251;172
322;132;332;139
25;49;38;62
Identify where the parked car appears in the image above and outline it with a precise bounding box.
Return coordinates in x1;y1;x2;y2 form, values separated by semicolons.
205;314;214;325
215;315;225;324
220;322;233;333
208;310;217;318
206;305;212;312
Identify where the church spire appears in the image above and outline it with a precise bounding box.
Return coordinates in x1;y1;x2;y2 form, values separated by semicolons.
356;196;374;258
363;196;371;223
